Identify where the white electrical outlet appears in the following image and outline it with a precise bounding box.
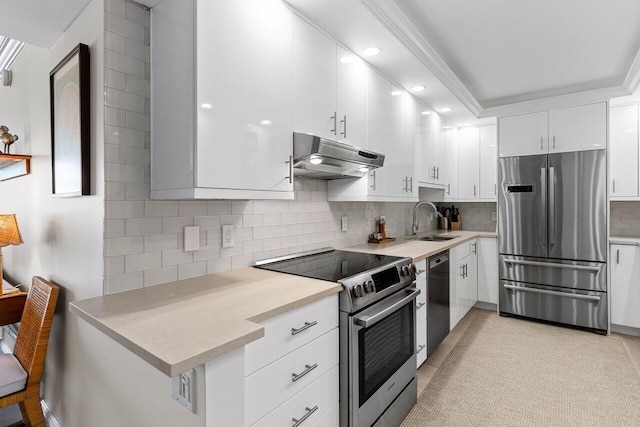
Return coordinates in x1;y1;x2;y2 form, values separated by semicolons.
491;211;497;222
184;226;200;252
172;369;195;413
341;216;348;232
222;225;235;248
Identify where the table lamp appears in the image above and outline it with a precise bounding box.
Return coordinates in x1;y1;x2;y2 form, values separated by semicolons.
0;214;22;283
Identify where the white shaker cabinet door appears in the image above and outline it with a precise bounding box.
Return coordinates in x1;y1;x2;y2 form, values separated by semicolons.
479;125;497;200
336;46;368;147
477;238;498;305
196;0;294;192
293;16;337;140
610;104;638;198
457;126;480;199
611;244;640;328
443;127;458;200
498;111;548;157
548;102;607;153
366;68;392;197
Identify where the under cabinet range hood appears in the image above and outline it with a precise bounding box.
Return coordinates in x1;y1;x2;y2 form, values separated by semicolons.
293;132;385;179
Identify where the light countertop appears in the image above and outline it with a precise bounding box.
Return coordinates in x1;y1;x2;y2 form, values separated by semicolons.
70;267;341;376
610;236;640;246
344;230;497;262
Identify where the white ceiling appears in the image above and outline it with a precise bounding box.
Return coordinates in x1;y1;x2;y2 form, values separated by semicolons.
0;0;92;48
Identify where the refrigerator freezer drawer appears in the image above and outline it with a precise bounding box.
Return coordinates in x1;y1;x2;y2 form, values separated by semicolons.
499;281;607;332
499;255;606;292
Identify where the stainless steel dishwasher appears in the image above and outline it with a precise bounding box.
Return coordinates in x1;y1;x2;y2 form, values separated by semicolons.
427;251;450;356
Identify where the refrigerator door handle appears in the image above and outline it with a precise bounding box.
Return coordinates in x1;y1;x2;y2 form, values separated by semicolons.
503;258;602;272
504;284;601;301
548;166;556;245
540;167;547;248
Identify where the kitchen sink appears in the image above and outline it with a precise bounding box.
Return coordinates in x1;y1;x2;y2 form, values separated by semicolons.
414;235;459;242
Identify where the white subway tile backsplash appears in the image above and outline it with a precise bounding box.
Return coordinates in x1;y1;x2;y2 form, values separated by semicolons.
178;262;207;280
194;215;221;230
105;181;126;200
125;74;150;98
194;245;220;262
105;125;145;148
242;214;263;228
105;271;143;294
162;217;194;234
125;111;150;132
126;251;161;272
232;201;254;215
105;107;126;127
207;201;232;215
243;240;263;255
106;0;126;17
125;37;150;63
125;1;150;28
145;201;178;217
105;67;126;90
234;228;253;242
162;249;194;267
220;215;242;227
106;163;146;183
106;88;145;113
105;236;144;256
105;11;145;43
207;258;232;274
125;217;162;236
121;146;149;166
220;245;243;258
263;213;281;226
105;256;125;275
179;201;208;217
144;234;178;252
106;201;144;219
144;266;178;287
125;182;150;200
105;219;125;238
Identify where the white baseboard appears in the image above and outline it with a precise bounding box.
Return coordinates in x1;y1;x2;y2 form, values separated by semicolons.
41;399;63;427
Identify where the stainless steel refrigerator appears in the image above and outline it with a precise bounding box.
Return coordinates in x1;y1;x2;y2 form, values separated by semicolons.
498;150;608;333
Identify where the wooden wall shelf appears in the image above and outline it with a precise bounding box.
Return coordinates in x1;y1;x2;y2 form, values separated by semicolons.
0;154;31;181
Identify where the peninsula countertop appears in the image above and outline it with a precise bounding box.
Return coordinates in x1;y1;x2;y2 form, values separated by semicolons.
343;230;497;262
70;267;341;377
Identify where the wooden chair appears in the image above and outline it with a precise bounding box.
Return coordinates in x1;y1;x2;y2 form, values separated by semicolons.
0;277;59;427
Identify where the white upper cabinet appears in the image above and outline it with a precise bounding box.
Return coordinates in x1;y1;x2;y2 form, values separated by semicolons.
151;0;294;199
609;104;638;199
293;16;337;140
498;102;607;158
457;127;480;199
479;125;497;200
418;110;446;188
498;111;548;157
293;17;367;147
442;126;458;200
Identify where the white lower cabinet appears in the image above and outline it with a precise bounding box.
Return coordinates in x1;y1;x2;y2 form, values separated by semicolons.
204;294;339;427
611;244;640;329
477;237;498;305
450;240;478;330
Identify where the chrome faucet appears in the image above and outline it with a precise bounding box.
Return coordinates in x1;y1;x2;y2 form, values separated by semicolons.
412;201;442;235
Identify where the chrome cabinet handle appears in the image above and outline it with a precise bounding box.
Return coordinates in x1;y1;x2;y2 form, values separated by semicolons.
435;167;439;181
330;112;337;135
504;283;601;301
503;258;601;272
416;344;426;354
292;405;319;427
552;135;556;149
494;183;497;196
540;136;544;150
286;155;293;184
417;269;426;275
472;242;477;254
416;301;426;309
291;363;318;382
291;321;317;335
473;185;477;197
370;170;376;190
460;265;465;278
464;263;468;278
447;183;451;195
431;167;436;180
612;178;616;194
409;177;413;193
340;115;347;137
617;248;620;264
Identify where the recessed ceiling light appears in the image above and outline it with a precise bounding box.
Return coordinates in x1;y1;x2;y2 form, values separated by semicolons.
358;166;370;173
391;90;403;96
362;46;381;57
201;103;213;109
421;111;432;116
439;107;452;113
261;120;272;125
411;85;426;92
339;55;355;64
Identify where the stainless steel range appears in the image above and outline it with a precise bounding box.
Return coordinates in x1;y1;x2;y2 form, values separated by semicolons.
255;248;418;427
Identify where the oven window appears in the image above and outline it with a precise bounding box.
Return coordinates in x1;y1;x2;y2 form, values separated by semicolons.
358;302;414;406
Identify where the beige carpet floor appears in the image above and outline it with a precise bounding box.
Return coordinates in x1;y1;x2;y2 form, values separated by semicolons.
403;311;640;426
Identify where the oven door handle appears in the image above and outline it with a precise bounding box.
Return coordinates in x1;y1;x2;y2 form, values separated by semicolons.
353;288;420;328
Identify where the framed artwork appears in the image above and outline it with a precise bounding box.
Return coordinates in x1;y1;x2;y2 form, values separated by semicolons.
49;43;90;196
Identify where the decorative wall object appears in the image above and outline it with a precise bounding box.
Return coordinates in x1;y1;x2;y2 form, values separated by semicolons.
49;43;90;196
0;125;19;153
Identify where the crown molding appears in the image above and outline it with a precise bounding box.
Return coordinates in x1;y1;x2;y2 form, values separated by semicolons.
623;46;640;94
362;0;483;117
479;85;630;118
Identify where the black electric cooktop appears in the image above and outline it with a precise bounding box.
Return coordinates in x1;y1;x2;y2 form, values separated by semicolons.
255;249;406;283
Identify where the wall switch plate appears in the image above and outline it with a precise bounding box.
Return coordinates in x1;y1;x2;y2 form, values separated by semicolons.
341;216;348;232
172;369;195;413
491;211;497;222
184;226;200;252
222;225;235;248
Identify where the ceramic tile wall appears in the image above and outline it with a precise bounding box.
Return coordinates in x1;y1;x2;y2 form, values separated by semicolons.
102;0;439;294
437;202;497;232
611;202;640;238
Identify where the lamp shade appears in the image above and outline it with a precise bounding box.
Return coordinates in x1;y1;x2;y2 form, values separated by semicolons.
0;214;22;247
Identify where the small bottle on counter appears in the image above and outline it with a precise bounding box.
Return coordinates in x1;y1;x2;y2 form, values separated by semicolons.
379;217;387;240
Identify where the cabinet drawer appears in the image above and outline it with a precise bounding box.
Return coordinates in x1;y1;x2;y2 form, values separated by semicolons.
311;404;338;427
251;365;339;427
416;296;426;323
416;275;427;306
246;328;339;425
245;294;338;375
451;242;470;261
416;319;427;368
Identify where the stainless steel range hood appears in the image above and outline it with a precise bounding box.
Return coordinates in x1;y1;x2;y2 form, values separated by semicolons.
293;132;385;179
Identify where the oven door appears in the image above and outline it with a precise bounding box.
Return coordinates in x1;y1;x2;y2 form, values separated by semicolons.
349;287;418;427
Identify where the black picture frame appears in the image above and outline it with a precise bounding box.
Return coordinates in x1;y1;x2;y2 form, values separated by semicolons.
49;43;90;196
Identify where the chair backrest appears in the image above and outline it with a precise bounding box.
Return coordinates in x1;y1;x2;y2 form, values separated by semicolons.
13;277;59;388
